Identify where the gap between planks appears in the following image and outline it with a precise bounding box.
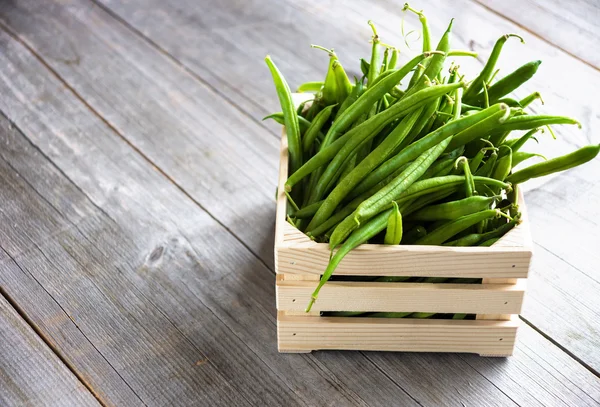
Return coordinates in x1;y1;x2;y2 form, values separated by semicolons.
0;286;106;406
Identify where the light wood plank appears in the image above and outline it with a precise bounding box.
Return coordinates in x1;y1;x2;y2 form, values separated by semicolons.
278;279;525;314
0;294;100;407
476;0;600;69
278;314;519;356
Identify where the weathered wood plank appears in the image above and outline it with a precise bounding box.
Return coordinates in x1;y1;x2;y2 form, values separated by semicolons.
0;293;101;407
93;0;600;371
0;120;251;407
476;0;600;69
0;25;413;407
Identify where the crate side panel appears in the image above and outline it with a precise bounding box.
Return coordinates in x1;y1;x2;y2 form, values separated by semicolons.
277;280;526;314
278;315;518;355
277;244;531;278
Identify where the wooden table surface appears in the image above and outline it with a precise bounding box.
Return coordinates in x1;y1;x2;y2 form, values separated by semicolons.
1;0;599;405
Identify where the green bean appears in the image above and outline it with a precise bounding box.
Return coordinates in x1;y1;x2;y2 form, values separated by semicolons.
265;56;303;173
367;21;382;86
320;51;443;149
294;200;324;219
360;58;370;76
409;195;499;221
333;61;352;103
475;151;498;177
306;208;393;311
463;34;524;101
519;91;544;108
493;115;581;134
461;103;483;112
492;146;513;181
454;156;475;196
353;104;507;197
369;69;395;88
448;50;478;57
316;48;339;106
470;60;541;106
469;147;495;173
444;216;519;246
496;97;522;107
330;138;452;248
388;48;399;70
405;19;452;96
263;112;313;135
396;97;441;151
501;128;541;156
404;3;432;88
507;144;600;184
302;104;336;154
336;78;365;119
415;209;502;245
384;202;403;245
480;237;500;246
297;81;324;93
307;109;422;230
446;104;511;150
304;82;463;201
512;151;546;167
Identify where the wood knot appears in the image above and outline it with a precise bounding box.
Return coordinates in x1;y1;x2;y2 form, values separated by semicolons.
147;245;165;265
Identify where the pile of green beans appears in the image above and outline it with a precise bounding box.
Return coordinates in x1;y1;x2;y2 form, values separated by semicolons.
265;5;600;315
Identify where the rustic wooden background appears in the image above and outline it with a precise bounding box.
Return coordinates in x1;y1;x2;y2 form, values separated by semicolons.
0;0;599;405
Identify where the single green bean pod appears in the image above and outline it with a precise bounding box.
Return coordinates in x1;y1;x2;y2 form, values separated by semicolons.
333;60;352;103
409;195;499;221
263;112;312;135
470;60;542;106
265;56;303;173
512;151;546;167
367;20;381;86
388;48;399;70
415;209;504;245
519;91;544;108
492;146;513;182
463;33;524;101
501;128;542;156
302;104;336;154
297;81;324;93
404;4;432;88
507;144;600;184
480;237;500;246
384;202;403;245
455;156;475;197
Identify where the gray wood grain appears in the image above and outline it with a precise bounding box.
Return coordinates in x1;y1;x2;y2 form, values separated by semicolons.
95;0;600;372
0;294;101;407
0;25;411;407
0;0;599;405
477;0;600;69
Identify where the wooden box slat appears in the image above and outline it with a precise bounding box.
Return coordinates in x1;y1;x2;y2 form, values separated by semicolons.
274;131;532;356
277;277;526;314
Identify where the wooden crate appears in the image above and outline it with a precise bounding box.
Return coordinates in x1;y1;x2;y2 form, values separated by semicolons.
275;133;532;356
